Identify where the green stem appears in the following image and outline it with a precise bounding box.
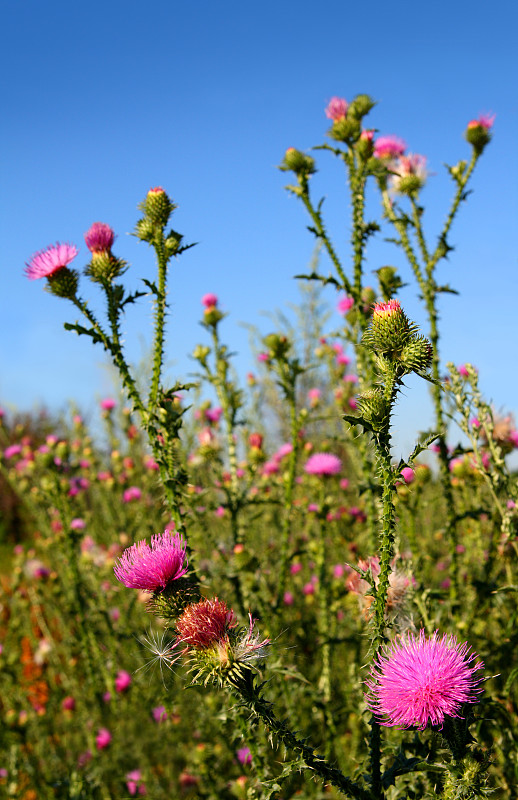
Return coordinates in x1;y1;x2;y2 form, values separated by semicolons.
316;485;336;759
299;179;353;295
275;400;300;608
233;677;372;800
149;238;168;413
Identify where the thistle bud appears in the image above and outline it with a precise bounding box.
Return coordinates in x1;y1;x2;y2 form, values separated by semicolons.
85;252;127;283
280;148;316;176
399;335;433;374
142;187;175;227
365;299;412;353
347;94;375;120
465;115;494;154
192;345;211;364
46;268;79;299
203;305;223;326
263;333;291;359
356;389;388;425
248;433;263;450
356;129;375;160
328;116;361;143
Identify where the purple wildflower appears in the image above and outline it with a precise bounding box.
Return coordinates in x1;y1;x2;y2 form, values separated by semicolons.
84;222;115;253
114;530;188;592
365;630;484;730
304;452;342;476
25;243;78;280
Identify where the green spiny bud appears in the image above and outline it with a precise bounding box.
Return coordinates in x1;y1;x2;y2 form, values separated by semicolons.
46;268;79;299
263;333;291;359
465;115;494;154
134;217;155;242
280;148;316;176
85;252;127;283
164;229;184;257
364;299;413;353
399;335;433;374
328;116;361;143
356;389;388;425
348;94;376;120
141;187;175;227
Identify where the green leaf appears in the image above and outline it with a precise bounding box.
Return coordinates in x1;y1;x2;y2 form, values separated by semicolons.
342;413;374;434
63;322;107;349
294;271;340;288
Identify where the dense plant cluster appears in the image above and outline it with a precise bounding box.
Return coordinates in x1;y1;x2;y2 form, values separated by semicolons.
1;96;517;799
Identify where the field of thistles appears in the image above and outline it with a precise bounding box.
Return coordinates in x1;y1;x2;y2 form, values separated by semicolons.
1;97;517;799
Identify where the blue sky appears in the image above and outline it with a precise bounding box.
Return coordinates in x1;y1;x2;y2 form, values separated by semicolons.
2;0;517;457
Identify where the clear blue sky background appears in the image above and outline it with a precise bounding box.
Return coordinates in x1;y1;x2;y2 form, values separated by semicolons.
2;0;517;457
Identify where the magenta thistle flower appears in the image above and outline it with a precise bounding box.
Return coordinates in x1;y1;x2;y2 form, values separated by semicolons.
115;669;132;693
467;113;495;131
113;530;188;592
304;452;342;476
201;292;218;308
374;135;406;160
325;96;348;121
95;727;112;750
25;242;78;280
365;630;484;730
84;222;115;253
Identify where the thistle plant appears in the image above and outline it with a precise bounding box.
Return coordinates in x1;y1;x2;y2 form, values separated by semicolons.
25;188;195;541
14;95;514;799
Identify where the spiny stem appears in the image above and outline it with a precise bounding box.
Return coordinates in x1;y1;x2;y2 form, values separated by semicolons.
149;237;168;413
299;179;353;295
233;679;372;800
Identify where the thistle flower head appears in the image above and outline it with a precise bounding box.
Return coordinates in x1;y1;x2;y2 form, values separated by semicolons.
374;135;406;160
25;243;79;280
365;630;484;730
176;598;236;650
325;96;348;121
390;154;427;194
304;452;342;476
84;222;115;254
113;530;188;592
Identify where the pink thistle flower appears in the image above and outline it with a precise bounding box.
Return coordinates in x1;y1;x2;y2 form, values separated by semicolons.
337;295;354;314
115;669;132;692
84;222;115;253
113;530;188;592
373;298;402;319
123;486;142;503
325;96;348;121
95;728;112;750
62;696;76;711
4;444;22;459
70;518;86;531
205;406;223;423
100;397;116;410
126;769;147;796
467;113;495;131
304;452;342;476
400;467;415;484
25;242;78;280
201;292;218;307
307;388;321;407
390;154;427;193
236;746;252;766
374;135;406;159
152;705;167;723
457;364;470;378
274;442;293;461
283;591;294;605
365;630;484;730
176;598;236;649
